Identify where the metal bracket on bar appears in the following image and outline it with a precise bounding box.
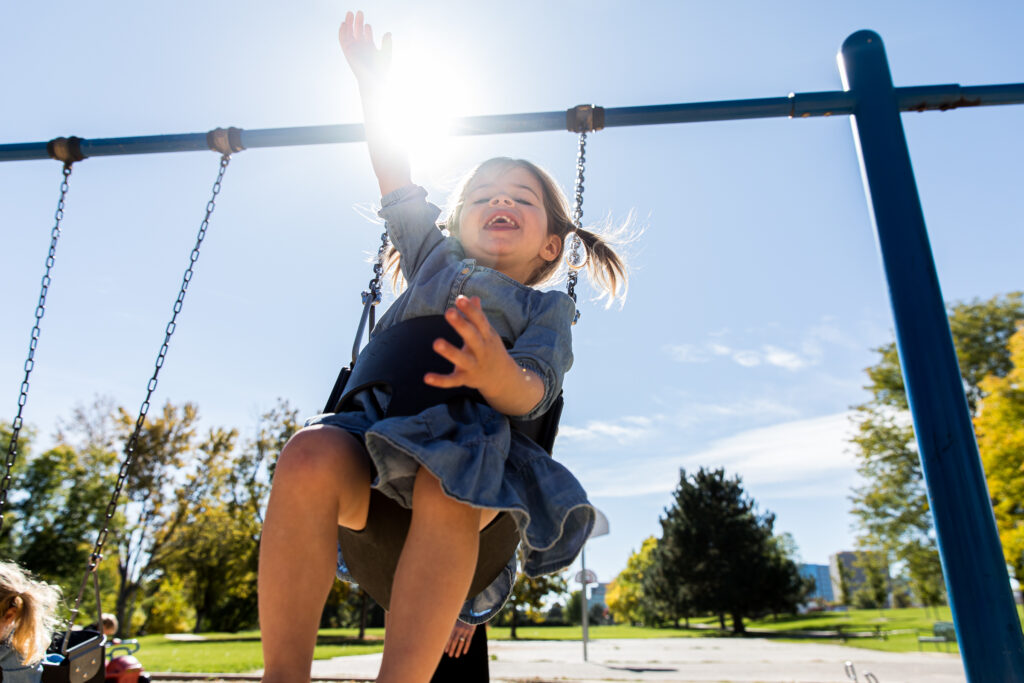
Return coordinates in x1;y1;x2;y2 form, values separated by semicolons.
206;127;245;155
567;105;606;133
46;136;86;164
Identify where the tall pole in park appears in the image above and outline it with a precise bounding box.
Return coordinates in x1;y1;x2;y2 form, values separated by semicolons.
578;509;609;662
839;30;1024;682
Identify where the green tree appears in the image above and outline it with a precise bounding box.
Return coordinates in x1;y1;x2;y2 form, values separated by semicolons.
1;401;124;603
564;589;583;626
652;467;791;634
758;533;811;618
606;536;657;625
643;540;694;627
155;427;249;632
142;573;194;634
836;558;852;608
111;400;202;636
850;292;1024;602
156;401;300;632
853;552;890;610
502;568;568;639
975;324;1024;581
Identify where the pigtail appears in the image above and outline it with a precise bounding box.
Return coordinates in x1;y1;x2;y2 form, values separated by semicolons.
0;563;60;666
574;225;629;306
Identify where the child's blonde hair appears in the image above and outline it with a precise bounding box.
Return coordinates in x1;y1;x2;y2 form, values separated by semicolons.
0;562;61;666
384;157;628;302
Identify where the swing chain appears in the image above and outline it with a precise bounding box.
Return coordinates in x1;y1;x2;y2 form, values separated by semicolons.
364;230;388;308
65;154;231;633
567;132;587;324
361;229;389;336
0;163;73;537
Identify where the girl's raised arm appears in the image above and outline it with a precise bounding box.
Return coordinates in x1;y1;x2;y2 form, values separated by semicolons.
339;10;411;196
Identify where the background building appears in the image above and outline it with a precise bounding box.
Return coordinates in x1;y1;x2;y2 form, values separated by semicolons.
798;563;835;603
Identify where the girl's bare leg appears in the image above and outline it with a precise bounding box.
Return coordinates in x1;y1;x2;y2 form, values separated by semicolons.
377;468;482;683
259;426;372;683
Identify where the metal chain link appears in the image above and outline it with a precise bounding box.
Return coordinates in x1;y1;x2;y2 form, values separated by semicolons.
0;163;73;537
64;154;231;634
567;132;587;324
362;230;389;332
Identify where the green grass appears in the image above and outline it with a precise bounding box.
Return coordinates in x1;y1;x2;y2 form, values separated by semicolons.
125;606;1024;672
132;628;385;673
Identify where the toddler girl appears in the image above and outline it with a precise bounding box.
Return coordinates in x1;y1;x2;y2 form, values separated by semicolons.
0;562;62;682
258;12;626;682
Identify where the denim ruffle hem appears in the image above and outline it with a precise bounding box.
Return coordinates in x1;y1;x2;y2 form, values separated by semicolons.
307;388;596;624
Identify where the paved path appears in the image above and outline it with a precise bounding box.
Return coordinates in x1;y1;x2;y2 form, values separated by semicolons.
306;637;966;682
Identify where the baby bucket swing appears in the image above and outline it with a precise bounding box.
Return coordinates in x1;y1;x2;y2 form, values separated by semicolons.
0;129;240;682
323;104;605;613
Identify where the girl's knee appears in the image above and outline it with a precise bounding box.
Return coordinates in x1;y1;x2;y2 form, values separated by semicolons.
276;426;369;486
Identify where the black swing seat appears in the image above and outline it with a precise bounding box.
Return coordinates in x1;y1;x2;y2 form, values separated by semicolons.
35;629;105;683
326;314;564;612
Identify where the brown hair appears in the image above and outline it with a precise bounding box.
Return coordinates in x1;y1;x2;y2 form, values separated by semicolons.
383;157;628;304
0;562;61;666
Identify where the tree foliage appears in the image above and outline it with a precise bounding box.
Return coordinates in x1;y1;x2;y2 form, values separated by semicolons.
606;536;658;625
853;552;890;610
650;467;803;634
2;397;305;634
501;564;568;638
850;292;1024;604
974;324;1024;581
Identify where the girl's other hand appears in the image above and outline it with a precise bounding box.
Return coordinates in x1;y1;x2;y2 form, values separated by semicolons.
338;10;392;88
443;621;476;658
426;296;508;392
426;296;546;416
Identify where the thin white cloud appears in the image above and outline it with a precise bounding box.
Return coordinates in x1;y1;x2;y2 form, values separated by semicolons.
664;319;855;372
664;344;709;363
558;415;657;444
733;350;762;367
580;411;860;499
666;340;813;371
709;343;732;357
762;345;809;370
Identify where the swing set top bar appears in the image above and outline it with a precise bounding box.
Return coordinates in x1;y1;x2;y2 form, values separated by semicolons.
1;82;1022;163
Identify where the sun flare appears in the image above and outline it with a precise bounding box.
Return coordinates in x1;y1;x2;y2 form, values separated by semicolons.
378;41;474;173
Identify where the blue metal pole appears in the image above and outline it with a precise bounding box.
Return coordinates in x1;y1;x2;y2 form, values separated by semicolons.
2;83;1023;162
839;30;1024;682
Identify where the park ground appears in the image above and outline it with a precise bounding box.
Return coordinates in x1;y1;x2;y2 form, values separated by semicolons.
123;606;1011;675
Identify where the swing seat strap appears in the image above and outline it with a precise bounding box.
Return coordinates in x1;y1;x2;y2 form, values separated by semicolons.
338;315;485;417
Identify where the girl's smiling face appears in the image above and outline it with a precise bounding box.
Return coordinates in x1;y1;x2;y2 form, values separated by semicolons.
456;165;561;284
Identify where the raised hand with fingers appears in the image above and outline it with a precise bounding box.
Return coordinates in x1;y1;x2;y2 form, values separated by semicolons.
425;295;545;417
338;10;392;90
338;10;409;195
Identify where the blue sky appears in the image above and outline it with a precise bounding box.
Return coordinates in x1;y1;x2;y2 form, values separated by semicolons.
2;1;1023;589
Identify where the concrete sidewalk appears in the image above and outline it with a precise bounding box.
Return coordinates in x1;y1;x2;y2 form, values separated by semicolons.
307;637;966;682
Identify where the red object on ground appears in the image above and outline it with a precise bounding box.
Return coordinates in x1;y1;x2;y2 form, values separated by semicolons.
105;655;147;683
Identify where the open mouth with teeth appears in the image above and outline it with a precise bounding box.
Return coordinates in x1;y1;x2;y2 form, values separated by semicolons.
484;212;519;230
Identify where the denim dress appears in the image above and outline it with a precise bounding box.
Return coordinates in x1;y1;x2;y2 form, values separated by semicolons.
308;185;596;623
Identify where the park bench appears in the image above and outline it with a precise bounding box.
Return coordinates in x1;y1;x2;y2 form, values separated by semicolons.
917;621;956;651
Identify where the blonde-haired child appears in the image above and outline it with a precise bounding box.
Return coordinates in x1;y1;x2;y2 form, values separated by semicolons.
258;11;627;682
0;561;62;680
